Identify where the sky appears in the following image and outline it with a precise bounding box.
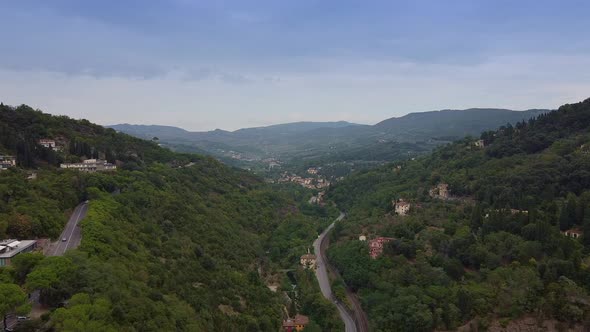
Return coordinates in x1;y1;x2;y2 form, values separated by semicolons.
1;0;589;131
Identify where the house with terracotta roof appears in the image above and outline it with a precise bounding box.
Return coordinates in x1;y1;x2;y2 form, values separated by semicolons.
562;227;583;239
39;138;57;150
282;314;309;332
369;237;394;259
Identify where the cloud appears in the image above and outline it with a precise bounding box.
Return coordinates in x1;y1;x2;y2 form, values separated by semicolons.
1;1;589;131
1;53;588;132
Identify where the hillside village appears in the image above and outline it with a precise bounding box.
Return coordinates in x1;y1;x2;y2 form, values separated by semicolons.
276;167;332;190
1;136;118;173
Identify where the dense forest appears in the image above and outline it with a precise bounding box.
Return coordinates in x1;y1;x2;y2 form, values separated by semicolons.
0;104;342;331
327;98;590;331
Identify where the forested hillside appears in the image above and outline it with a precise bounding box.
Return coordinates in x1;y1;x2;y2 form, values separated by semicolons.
327;98;590;331
0;104;342;331
0;103;195;239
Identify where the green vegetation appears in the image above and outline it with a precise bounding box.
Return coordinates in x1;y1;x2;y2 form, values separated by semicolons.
327;98;590;330
112;108;547;179
0;104;342;331
286;269;344;331
0;282;29;330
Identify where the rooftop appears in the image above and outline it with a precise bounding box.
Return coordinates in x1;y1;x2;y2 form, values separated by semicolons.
564;227;583;234
0;239;37;258
283;314;310;327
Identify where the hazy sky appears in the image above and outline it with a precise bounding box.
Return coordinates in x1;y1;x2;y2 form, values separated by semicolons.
1;0;589;131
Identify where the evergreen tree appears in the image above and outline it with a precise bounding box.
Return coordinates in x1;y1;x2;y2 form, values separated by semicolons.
559;195;578;231
583;213;590;248
470;204;483;232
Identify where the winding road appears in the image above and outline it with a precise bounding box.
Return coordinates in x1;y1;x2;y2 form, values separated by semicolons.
313;212;368;332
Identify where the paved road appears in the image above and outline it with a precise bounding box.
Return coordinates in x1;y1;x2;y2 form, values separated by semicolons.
313;212;357;332
5;203;87;330
49;202;88;256
5;314;15;331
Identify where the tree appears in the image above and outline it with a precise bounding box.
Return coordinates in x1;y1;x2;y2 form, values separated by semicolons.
302;320;322;332
51;293;118;332
0;283;29;330
583;212;590;248
559;195;578;231
26;256;77;306
470;204;483;231
11;253;44;284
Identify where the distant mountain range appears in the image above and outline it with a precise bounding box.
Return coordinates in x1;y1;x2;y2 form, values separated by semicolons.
109;108;549;163
110;121;361;142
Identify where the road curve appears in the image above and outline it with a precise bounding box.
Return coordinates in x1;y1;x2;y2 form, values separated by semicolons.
49;201;88;256
313;213;357;332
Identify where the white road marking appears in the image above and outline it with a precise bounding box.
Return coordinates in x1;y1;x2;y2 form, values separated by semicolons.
64;203;85;251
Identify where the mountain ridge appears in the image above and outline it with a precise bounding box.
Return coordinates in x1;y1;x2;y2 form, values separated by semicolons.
109;107;550;165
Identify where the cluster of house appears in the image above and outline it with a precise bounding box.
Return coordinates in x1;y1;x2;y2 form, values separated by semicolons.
306;167;320;175
0;239;38;267
0;155;16;171
282;314;309;331
60;159;117;172
308;191;326;205
360;236;394;259
278;172;331;190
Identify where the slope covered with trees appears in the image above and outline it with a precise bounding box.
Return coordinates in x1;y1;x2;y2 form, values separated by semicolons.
327;98;590;331
111;108;547;166
0;104;342;331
